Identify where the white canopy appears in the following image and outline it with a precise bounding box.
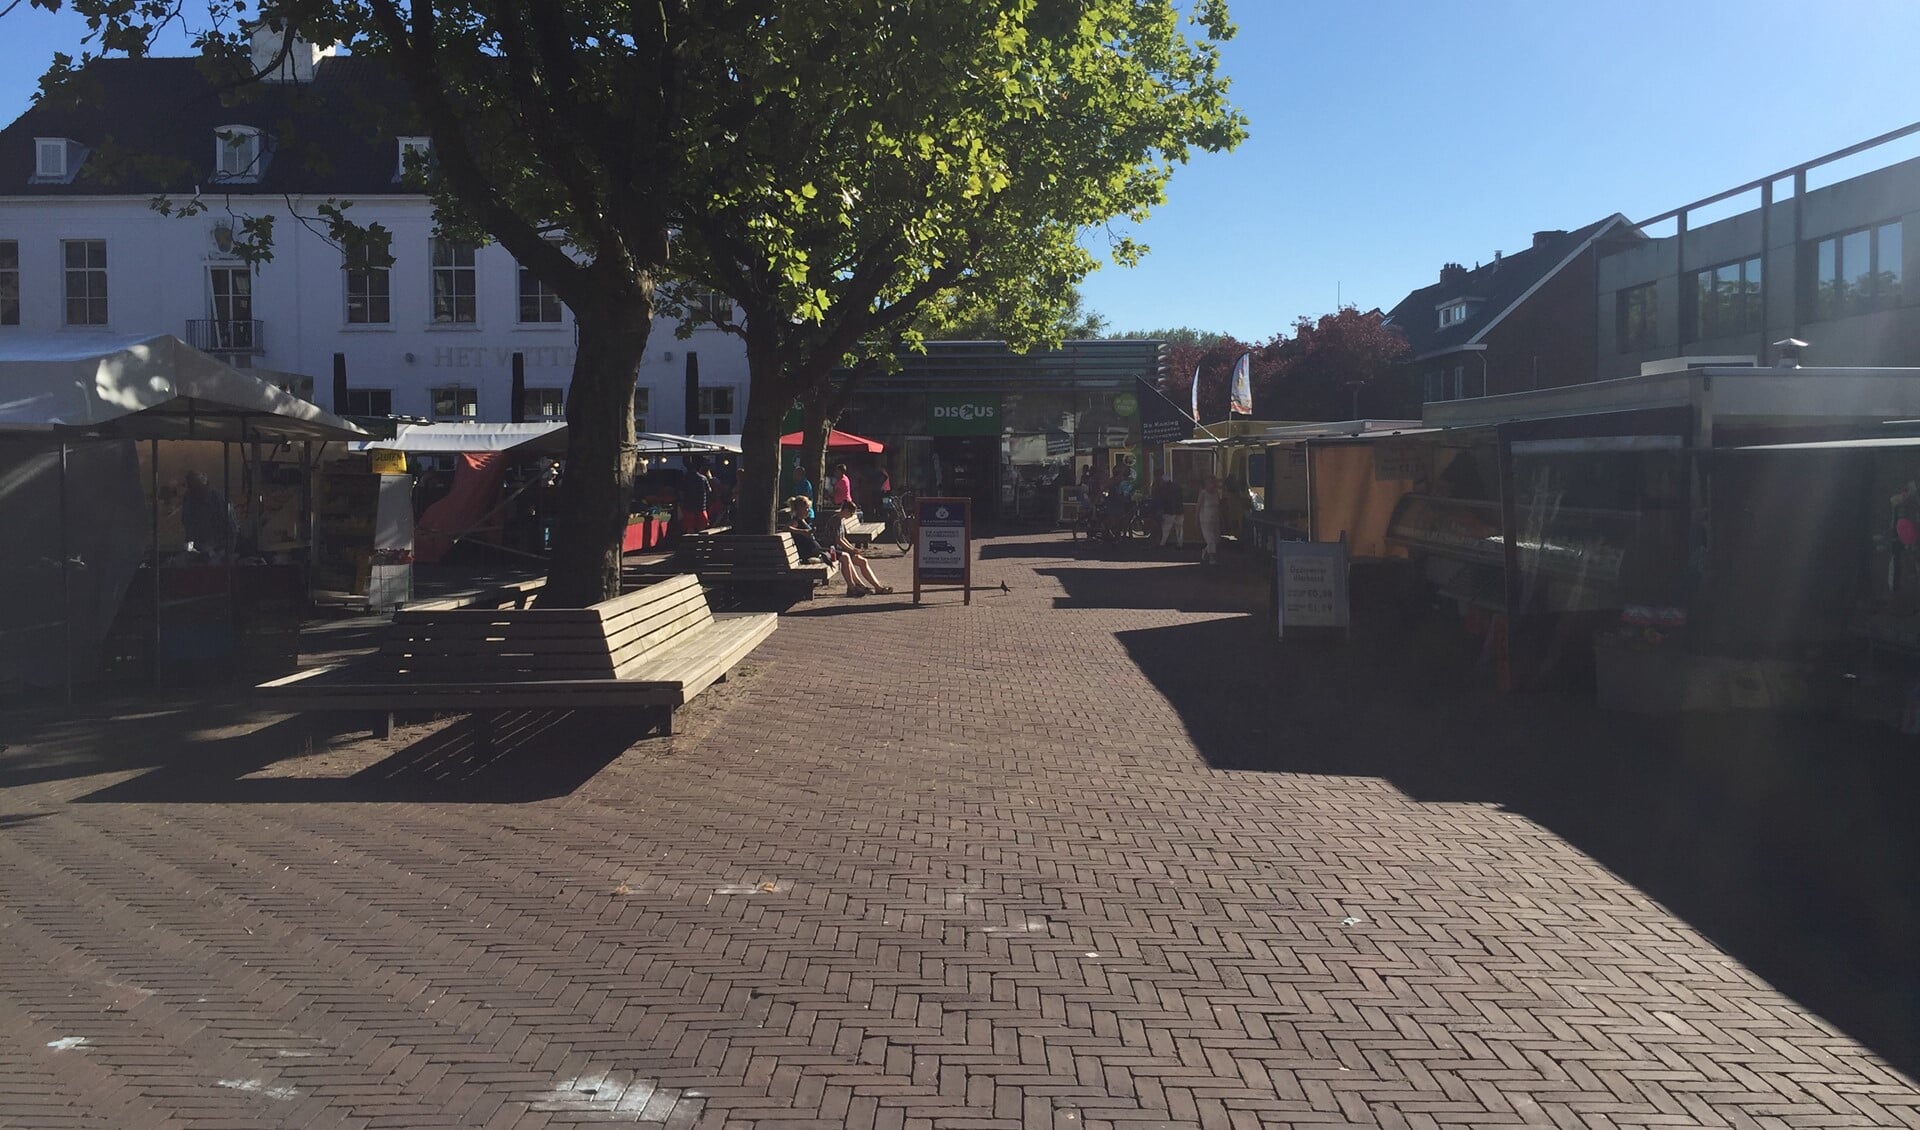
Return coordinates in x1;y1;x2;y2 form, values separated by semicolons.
0;333;364;442
351;421;569;454
350;422;741;456
642;431;740;454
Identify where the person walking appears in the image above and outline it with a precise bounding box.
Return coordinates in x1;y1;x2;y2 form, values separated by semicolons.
1196;475;1223;564
829;462;855;513
1152;471;1184;548
781;456;814;504
680;456;713;532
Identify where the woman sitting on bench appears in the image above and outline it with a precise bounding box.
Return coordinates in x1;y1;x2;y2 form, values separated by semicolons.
782;497;830;563
830;500;892;596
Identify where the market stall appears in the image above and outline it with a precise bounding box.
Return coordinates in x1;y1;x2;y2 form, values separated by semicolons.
349;423;738;562
0;333;363;696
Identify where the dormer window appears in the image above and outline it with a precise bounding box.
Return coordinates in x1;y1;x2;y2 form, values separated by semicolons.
396;137;431;182
33;137;83;182
1436;297;1483;329
215;125;263;181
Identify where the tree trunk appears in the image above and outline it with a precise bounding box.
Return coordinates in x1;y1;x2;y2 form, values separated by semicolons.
800;395;833;509
734;335;789;535
545;304;650;606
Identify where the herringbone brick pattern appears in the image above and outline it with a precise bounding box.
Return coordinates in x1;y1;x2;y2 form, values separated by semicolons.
1;532;1916;1128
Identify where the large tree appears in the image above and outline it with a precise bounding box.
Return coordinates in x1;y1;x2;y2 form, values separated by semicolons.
660;1;1246;533
1267;306;1409;420
37;0;1243;577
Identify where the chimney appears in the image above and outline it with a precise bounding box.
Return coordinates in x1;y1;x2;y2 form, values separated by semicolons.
1439;262;1467;286
1772;337;1808;368
1532;229;1567;250
250;21;337;82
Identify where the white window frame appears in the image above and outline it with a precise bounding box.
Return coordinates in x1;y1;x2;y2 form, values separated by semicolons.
215;125;263;181
1438;301;1468;328
62;239;108;327
396;136;431;181
344;254;391;326
430;385;479;421
696;385;735;435
206;265;255;349
522;387;566;420
429;237;478;325
34;137;69;180
342;388;393;417
0;240;18;326
516;262;564;325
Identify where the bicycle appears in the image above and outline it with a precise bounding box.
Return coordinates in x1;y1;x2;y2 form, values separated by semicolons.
883;488;918;550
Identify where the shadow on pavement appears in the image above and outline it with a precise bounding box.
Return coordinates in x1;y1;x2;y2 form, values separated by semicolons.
72;708;650;804
1038;559;1265;614
1118;606;1920;1081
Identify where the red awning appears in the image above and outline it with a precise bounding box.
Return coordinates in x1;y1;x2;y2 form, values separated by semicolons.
778;427;885;453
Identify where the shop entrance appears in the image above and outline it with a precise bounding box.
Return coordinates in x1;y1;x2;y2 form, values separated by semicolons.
932;435;999;522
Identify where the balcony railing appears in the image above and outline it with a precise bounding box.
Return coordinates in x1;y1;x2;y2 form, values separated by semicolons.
185;319;264;354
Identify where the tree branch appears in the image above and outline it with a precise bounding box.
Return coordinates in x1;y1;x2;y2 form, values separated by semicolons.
365;0;588;306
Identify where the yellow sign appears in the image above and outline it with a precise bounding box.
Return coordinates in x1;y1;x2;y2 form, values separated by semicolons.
369;449;408;475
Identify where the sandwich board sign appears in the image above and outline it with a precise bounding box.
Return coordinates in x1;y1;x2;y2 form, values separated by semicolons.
913;496;972;605
1275;536;1349;640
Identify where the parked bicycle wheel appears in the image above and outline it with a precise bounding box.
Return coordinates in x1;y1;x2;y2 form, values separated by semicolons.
889;491;916;549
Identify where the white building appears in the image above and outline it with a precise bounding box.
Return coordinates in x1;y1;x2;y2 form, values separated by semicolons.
0;28;748;435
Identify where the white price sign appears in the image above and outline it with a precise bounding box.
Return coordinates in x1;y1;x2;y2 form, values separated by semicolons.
1276;540;1349;637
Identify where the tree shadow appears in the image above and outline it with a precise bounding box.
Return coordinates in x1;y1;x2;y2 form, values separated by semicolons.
785;598;931;617
73;708;653;805
0;693;264;792
1116;607;1920;1080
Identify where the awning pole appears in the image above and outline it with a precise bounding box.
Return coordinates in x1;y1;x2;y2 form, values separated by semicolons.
59;439;73;710
226;428;237;683
1497;426;1521;694
151;438;162;689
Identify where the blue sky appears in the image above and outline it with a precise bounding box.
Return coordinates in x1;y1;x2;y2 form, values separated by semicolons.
5;1;1919;342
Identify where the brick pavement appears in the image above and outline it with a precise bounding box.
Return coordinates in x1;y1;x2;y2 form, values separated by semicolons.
1;531;1917;1129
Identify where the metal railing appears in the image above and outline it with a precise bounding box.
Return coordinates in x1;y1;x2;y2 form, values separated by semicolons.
184;319;264;354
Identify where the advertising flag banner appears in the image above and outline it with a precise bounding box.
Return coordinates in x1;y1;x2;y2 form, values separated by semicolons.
1190;361;1202;422
1229;351;1253;416
1136;377;1196;445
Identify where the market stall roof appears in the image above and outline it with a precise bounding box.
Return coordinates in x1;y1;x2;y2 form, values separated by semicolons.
352;421;568;454
779;427;884;452
0;333;364;441
349;423;740;455
1179;420;1430;447
1423;365;1920;439
1727;435;1920;451
649;431;740;454
1258;419;1426;440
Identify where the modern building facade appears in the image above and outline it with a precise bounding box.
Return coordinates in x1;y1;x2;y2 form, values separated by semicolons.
0;29;751;435
1597;125;1920;378
839;339;1169;521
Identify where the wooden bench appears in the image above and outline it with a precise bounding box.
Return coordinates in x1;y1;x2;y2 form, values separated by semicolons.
256;573;775;740
841;517;887;547
400;577;546;613
642;530;834;604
